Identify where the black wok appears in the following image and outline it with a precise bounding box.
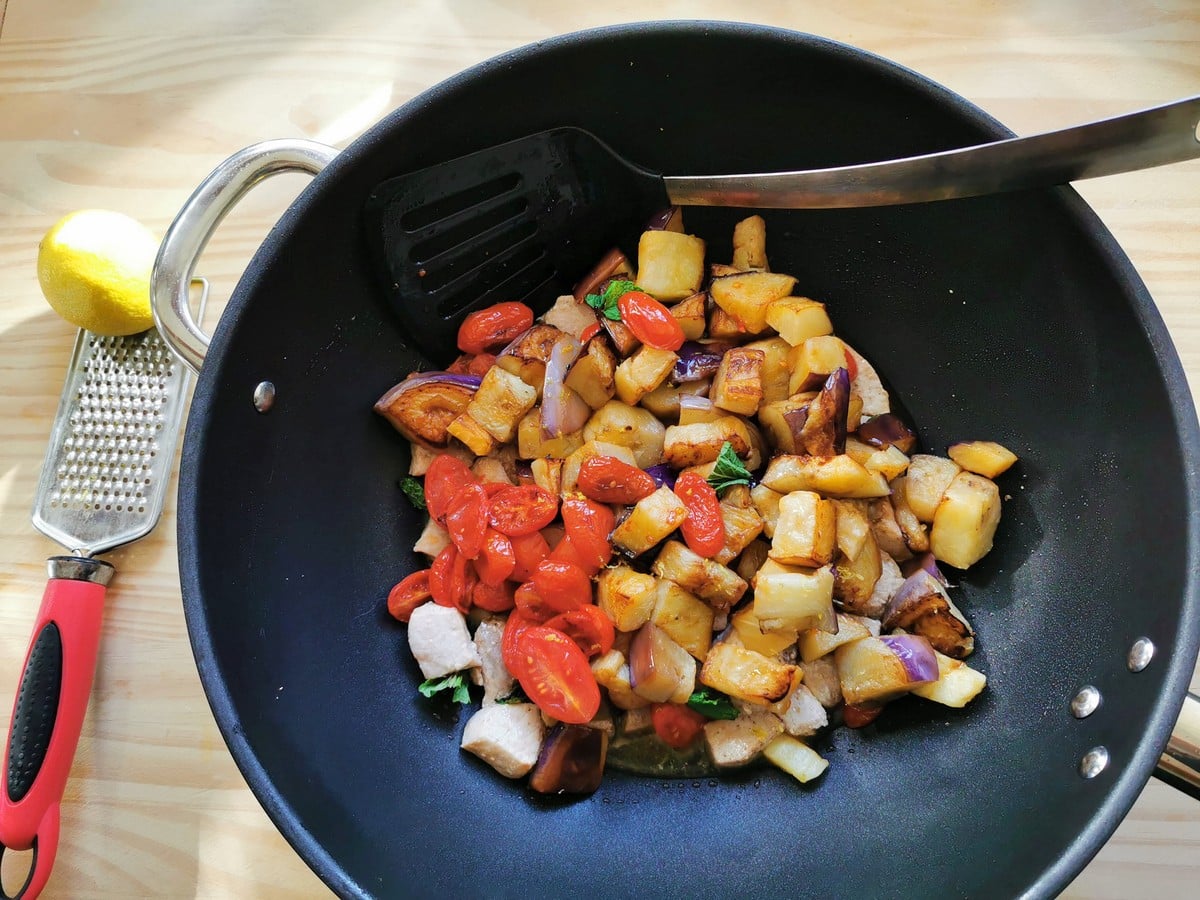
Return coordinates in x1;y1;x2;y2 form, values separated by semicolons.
154;22;1200;899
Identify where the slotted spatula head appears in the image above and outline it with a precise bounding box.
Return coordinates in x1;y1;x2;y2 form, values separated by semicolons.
363;127;668;357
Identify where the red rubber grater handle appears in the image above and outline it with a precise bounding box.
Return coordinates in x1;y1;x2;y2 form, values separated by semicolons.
0;557;113;899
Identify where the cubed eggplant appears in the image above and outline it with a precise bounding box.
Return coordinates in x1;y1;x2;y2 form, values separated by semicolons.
528;724;609;794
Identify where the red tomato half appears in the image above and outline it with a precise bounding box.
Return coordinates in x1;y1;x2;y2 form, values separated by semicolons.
425;454;476;524
560;494;614;573
576;456;656;505
616;291;685;351
674;471;725;557
472;580;516;613
387;569;431;622
429;545;476;614
445;481;488;559
475;528;515;585
544;606;615;658
501;611;538;674
530;559;592;613
457;302;534;355
509;531;551;582
489;485;559;537
511;626;602;724
513;582;558;623
651;704;707;749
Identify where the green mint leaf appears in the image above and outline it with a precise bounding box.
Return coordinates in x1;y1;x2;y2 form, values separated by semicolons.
584;292;607;312
706;441;753;494
400;476;426;510
418;672;471;705
687;687;739;720
601;279;642;305
585;279;643;323
601;304;622;321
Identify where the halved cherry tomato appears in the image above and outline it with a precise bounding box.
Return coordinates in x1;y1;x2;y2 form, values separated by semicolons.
616;291;685;351
387;569;431;622
843;704;883;729
502;610;538;673
580;322;602;343
429;545;475;614
547;535;599;577
467;352;497;377
576;456;657;505
472;579;516;612
674;471;725;557
445;481;488;559
488;485;559;537
651;703;707;749
531;559;592;613
483;482;511;498
513;581;558;622
457;301;534;354
509;531;551;581
425;454;476;524
544;606;615;658
842;350;858;381
475;528;515;585
511;626;601;724
561;494;614;572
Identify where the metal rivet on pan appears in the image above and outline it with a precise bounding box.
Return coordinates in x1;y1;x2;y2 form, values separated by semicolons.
253;381;276;413
1128;637;1155;672
1079;746;1110;779
1070;685;1101;719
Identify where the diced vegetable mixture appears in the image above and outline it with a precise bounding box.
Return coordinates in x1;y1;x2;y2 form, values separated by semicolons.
375;211;1015;794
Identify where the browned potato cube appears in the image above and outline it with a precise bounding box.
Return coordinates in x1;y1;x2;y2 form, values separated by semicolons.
764;297;834;346
466;366;538;443
743;337;792;404
708;305;751;341
636;230;706;301
611;487;689;557
761;454;890;499
709;270;797;333
583;400;666;468
531;458;563;495
542;293;600;340
947;441;1019;478
769;491;837;567
596;566;658;632
652;541;748;610
757;396;814;454
731;215;768;271
832;499;872;560
662;417;753;468
890;476;930;552
564;339;618;410
787;336;849;395
929;471;1002;568
750;484;785;538
516;409;585;459
711;348;765;416
678;394;723;426
650;580;715;660
447;413;496;456
710;263;742;278
639;379;709;422
833;532;883;615
700;642;796;705
753;559;836;635
615;346;678;406
714;501;765;566
670;291;708;340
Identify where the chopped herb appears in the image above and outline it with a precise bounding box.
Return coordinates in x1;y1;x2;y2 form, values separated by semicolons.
496;684;530;705
687;687;738;720
418;672;471;705
400;476;426;511
584;278;642;322
706;441;753;494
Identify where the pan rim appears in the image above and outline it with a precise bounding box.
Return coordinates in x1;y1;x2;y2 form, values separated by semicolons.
176;19;1200;900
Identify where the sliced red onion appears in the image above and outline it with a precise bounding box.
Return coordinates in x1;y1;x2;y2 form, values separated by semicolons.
673;341;733;383
643;464;677;490
879;634;940;684
900;552;950;586
572;248;632;301
883;569;974;659
858;413;918;453
541;335;588;438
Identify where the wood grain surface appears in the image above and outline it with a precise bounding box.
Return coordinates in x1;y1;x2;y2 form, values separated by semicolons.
0;1;1197;897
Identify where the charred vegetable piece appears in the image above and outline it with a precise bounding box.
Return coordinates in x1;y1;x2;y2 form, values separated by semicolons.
629;623;696;704
882;570;975;659
375;373;481;448
529;724;609;794
834;634;939;705
910;650;988;707
857;413;918;453
635;230;706;301
709;270;797;333
794;367;849;457
929;471;1002;569
731;214;768;271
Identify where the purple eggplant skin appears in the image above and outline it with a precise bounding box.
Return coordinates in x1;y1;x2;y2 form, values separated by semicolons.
878;634;940;684
858;413;918;454
528;724;609;794
673;342;733;383
900;551;950;586
643;464;677;490
793;367;849;457
883;570;975;659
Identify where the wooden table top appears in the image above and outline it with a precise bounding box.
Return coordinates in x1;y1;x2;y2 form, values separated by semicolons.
1;1;1197;896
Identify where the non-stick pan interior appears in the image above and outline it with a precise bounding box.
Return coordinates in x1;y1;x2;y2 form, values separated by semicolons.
178;22;1200;899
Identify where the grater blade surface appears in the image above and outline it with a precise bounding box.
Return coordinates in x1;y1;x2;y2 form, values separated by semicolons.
31;324;195;557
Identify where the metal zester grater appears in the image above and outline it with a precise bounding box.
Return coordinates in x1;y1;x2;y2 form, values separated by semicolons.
0;281;204;899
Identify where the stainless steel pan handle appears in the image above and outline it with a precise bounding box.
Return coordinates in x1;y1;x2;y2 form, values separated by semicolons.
152;140;339;373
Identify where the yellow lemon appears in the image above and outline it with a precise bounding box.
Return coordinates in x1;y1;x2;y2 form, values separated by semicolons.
37;209;159;335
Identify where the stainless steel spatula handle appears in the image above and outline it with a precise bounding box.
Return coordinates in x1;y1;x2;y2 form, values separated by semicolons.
666;95;1200;208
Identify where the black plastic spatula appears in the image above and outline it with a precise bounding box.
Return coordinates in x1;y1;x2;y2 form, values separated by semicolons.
364;97;1200;354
